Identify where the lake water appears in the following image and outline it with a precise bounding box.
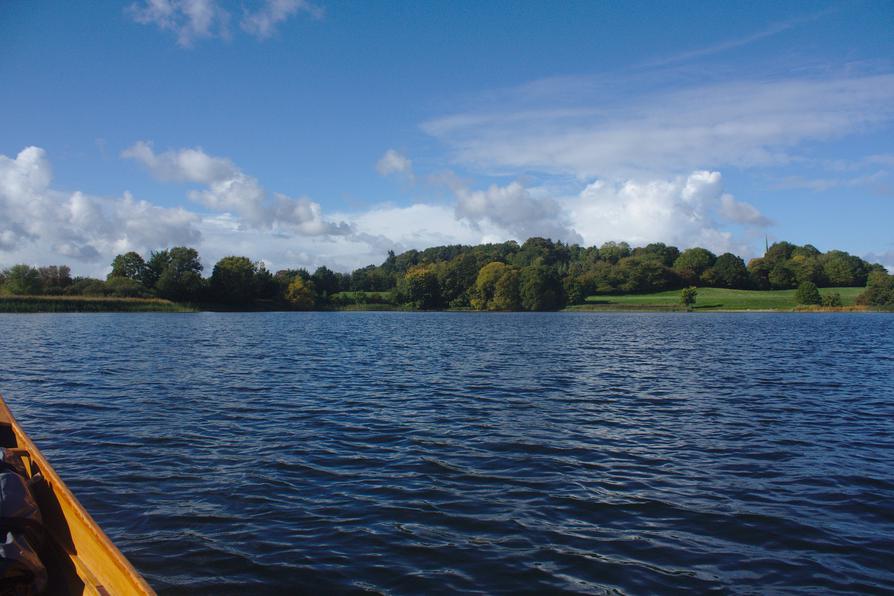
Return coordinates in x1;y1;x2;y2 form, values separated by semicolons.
0;312;892;594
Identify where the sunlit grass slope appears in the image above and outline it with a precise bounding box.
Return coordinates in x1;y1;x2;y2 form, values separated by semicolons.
576;287;864;311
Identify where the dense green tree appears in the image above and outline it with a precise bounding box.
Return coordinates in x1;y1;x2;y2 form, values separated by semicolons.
821;251;868;287
599;241;631;264
633;242;680;267
747;257;772;290
153;247;204;301
765;241;797;263
511;237;569;268
144;250;170;289
168;247;202;274
350;265;393;292
418;244;465;265
562;274;585;305
38;265;73;294
439;253;479;306
277;268;311;283
705;253;749;289
392;249;421;276
491;268;522;310
472;262;512;310
673;247;716;284
796;281;822;305
788;254;824;286
210;256;258;304
768;262;796;289
519;265;563;311
792;244;821;258
105;276;151;297
156;269;203;302
109;252;148;283
616;257;674;293
571;270;597;298
254;264;278;300
64;277;107;296
2;264;42;295
856;271;894;307
586;260;618;294
311;266;340;297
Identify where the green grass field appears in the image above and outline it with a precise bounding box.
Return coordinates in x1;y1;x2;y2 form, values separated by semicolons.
575;287;864;311
331;290;393;299
330;290;394;304
0;295;195;313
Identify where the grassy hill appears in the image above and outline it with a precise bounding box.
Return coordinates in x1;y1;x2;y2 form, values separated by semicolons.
572;287;864;311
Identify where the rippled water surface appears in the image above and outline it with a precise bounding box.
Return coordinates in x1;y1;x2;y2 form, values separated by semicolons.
1;312;893;594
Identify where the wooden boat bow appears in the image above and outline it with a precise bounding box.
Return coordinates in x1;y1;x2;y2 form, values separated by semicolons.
0;393;154;595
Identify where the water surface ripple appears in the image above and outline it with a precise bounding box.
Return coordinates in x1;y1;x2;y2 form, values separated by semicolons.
0;312;892;594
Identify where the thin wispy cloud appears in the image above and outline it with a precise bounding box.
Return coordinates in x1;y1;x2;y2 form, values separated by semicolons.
641;7;837;68
774;171;890;192
423;73;894;179
241;0;323;39
127;0;231;47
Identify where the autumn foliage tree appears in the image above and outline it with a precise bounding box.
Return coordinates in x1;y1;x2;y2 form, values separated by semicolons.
285;277;315;309
399;265;441;309
472;262;512;310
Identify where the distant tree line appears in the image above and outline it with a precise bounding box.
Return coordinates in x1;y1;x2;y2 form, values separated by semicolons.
1;238;892;309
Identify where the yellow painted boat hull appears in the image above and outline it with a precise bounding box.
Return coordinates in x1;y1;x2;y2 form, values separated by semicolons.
0;394;154;595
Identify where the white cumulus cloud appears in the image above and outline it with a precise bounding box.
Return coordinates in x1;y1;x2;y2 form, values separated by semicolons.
3;147;774;277
455;181;582;243
121;140;237;184
123;141;351;235
0;146;200;271
567;170;768;255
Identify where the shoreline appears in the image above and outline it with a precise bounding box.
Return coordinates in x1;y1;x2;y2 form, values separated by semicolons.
1;296;890;314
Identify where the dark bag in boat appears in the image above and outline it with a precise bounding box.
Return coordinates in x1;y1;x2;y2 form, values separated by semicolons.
0;462;47;594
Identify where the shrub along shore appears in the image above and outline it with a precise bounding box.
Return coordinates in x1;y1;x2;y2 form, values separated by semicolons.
1;238;893;313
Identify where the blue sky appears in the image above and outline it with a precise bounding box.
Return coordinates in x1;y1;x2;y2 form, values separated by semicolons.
1;0;893;275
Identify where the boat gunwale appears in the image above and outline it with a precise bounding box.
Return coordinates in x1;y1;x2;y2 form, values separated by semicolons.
0;393;155;595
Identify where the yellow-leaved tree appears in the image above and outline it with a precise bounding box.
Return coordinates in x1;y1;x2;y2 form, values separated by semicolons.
286;277;315;310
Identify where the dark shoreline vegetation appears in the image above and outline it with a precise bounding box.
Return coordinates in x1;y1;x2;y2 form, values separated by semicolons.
0;295;193;313
1;238;893;313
